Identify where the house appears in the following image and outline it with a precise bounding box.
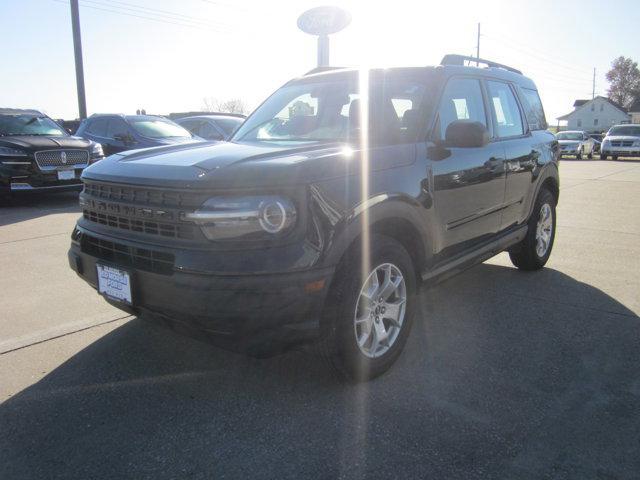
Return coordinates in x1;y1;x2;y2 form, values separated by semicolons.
628;98;640;124
557;96;629;133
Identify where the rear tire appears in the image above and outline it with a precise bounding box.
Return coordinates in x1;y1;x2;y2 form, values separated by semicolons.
600;153;607;160
509;189;556;271
319;235;417;382
612;155;618;161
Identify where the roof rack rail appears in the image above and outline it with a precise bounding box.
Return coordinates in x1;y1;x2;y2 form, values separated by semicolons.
440;54;522;75
304;66;345;76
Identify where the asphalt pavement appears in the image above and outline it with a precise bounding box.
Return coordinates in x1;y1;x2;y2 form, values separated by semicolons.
1;160;639;479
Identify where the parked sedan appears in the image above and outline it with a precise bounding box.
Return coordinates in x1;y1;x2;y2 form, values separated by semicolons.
76;114;201;156
556;130;595;159
600;124;640;160
176;114;245;141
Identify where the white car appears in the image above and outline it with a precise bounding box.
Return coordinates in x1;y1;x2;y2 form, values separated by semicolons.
601;124;640;160
556;131;595;159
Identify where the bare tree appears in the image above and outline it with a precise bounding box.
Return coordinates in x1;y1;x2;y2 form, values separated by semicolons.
606;56;640;109
202;97;248;114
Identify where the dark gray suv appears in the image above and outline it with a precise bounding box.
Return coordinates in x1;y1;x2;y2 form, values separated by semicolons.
68;54;559;381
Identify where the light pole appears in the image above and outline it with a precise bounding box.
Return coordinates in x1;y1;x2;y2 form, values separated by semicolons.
297;6;351;68
70;0;87;119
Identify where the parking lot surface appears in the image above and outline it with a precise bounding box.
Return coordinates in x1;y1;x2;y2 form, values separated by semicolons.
1;160;639;479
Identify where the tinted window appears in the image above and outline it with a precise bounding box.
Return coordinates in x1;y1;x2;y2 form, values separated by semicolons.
520;88;547;130
437;78;487;140
200;121;223;140
106;118;129;139
129;118;191;138
487;81;524;137
87;118;108;136
213;117;243;136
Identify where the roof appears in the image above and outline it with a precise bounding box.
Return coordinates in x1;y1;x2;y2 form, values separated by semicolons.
168;111;246;119
557;96;629;120
177;115;245;122
0;108;43;116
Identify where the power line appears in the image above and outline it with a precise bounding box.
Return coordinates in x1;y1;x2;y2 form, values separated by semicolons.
51;0;228;33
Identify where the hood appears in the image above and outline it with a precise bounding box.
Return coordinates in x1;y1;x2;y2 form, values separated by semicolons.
82;140;355;189
604;135;640;142
557;140;580;145
0;135;92;152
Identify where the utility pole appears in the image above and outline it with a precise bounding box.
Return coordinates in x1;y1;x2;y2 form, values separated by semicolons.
476;23;481;65
70;0;87;119
592;67;596;99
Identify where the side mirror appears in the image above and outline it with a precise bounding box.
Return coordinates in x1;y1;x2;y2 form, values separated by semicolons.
113;133;134;145
445;120;490;148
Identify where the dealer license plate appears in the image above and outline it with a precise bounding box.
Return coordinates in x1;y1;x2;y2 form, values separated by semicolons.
57;169;75;181
96;264;132;305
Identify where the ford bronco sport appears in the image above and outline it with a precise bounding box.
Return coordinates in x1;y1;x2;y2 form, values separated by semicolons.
68;55;559;381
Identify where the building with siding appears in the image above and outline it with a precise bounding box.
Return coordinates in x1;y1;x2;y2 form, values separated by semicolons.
557;96;629;133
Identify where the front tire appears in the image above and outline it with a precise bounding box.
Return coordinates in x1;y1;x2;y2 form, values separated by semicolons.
319;235;417;382
509;188;556;271
576;149;582;160
600;153;607;160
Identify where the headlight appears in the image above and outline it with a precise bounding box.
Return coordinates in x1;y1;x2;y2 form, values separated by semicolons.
90;142;104;159
0;146;28;157
183;195;297;241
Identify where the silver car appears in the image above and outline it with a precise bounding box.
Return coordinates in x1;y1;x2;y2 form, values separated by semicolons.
600;124;640;160
556;130;595;159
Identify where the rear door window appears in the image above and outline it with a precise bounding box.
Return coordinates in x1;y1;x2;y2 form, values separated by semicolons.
487;81;525;137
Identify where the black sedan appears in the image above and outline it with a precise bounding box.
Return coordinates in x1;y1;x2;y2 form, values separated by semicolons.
0;108;103;202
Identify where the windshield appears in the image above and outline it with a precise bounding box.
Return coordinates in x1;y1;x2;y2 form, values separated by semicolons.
129;118;192;138
0;114;67;137
556;132;583;141
232;74;427;145
215;117;243;136
607;126;640;136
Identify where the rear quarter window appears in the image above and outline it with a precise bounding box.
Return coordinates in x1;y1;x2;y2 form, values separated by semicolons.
520;88;547;131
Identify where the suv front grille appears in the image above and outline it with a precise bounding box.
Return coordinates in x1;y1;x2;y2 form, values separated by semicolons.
83;181;200;208
81;233;175;275
82;208;195;239
35;149;89;169
81;180;205;241
610;140;634;147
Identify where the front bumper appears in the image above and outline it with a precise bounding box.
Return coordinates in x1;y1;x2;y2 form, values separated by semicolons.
601;147;640;157
68;228;334;347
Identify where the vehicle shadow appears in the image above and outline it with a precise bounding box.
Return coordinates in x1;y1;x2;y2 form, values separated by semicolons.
0;191;80;227
1;264;638;479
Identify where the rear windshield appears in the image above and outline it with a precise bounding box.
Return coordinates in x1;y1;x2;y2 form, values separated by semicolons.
215;117;244;136
0;114;68;137
556;132;583;141
129;118;192;138
607;126;640;136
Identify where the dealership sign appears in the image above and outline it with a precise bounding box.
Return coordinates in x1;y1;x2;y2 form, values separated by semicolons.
297;6;351;36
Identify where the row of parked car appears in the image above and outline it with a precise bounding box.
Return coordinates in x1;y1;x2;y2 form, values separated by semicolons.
556;125;640;160
0;109;245;199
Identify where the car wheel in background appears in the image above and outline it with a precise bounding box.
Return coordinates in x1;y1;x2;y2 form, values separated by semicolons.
509;188;556;271
319;235;417;382
576;148;582;160
612;155;618;161
600;153;607;160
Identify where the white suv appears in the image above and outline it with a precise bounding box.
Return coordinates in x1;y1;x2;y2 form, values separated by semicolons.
601;124;640;160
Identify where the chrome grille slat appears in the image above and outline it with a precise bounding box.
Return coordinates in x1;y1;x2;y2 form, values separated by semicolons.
35;149;89;169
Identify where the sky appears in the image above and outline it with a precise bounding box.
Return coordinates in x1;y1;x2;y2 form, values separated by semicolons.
1;0;639;123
